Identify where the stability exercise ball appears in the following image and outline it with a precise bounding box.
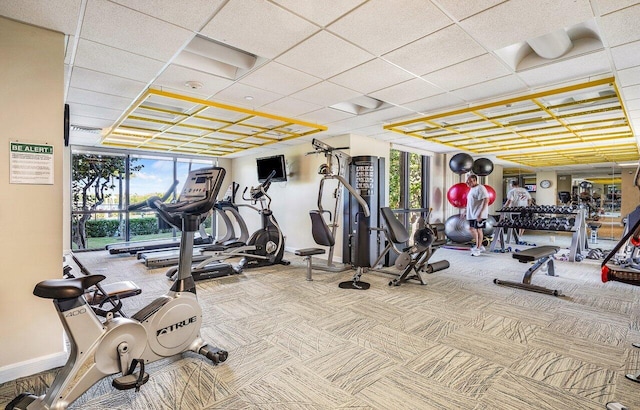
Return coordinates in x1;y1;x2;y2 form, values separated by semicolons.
484;185;496;205
483;215;497;237
444;214;472;243
447;183;470;208
472;158;494;176
444;214;496;244
449;153;473;174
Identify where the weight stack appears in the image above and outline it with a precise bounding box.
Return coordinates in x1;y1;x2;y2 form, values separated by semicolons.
342;155;385;268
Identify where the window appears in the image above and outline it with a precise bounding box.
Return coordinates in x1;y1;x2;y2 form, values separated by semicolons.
71;148;215;250
388;149;431;237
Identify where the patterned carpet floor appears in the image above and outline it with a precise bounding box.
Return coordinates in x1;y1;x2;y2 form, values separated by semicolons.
2;240;639;409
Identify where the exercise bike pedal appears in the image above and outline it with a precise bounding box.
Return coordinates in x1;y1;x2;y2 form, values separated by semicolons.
112;372;149;391
112;359;149;392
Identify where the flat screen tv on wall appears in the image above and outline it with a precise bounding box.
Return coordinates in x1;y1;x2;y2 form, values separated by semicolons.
256;154;287;182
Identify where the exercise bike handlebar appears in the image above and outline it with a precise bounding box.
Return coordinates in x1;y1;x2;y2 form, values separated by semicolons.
128;180;179;211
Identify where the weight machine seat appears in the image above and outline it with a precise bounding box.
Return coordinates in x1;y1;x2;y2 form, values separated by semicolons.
310;210;335;247
512;245;560;262
295;248;326;257
34;274;106;299
295;248;326;281
380;207;411;243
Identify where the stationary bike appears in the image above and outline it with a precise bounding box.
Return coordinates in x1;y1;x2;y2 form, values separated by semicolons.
7;167;229;410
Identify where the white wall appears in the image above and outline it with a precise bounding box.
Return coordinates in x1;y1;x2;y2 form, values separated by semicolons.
0;18;65;382
536;170;558;205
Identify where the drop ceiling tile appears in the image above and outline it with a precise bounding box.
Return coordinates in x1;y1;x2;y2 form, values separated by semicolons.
296;107;355;124
74;39;165;82
109;0;225;30
435;0;507;20
627;99;640;111
383;24;487;76
610;40;640;70
596;0;640;15
212;82;284;108
68;103;123;121
369;78;443;105
517;50;611;87
70;67;147;99
328;58;415;94
599;4;640;46
276;31;373;79
622;84;640;100
260;97;323;117
153;64;234;97
272;0;365;26
199;0;319;59
328;0;452;56
402;93;466;114
67;87;132;111
240;62;321;95
451;75;528;102
69;131;103;146
0;0;81;34
80;0;193;61
618;66;640;86
289;81;362;107
459;0;594;50
422;54;511;91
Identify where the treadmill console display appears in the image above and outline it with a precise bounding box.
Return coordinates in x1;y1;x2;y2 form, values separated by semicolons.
179;170;215;201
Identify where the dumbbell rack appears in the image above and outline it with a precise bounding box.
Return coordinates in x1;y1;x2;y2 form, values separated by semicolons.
490;206;588;262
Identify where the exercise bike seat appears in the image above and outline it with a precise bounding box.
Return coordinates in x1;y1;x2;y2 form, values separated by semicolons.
34;275;106;299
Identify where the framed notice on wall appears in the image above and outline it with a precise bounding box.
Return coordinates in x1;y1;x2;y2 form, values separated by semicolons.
9;142;54;185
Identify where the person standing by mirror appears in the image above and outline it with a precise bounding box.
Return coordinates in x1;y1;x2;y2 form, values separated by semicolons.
466;174;489;256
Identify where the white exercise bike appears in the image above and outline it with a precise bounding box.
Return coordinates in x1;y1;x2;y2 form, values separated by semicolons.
7;166;229;410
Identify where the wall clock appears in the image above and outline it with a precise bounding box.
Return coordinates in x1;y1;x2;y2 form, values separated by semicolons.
540;179;552;189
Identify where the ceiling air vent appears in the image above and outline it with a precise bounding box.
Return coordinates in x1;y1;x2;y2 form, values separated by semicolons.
173;35;264;80
330;96;391;115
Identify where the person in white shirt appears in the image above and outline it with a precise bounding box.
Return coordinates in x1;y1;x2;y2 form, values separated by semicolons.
504;180;532;238
466;174;489;256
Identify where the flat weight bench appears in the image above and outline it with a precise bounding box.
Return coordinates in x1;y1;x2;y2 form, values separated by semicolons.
295;248;326;281
494;245;562;296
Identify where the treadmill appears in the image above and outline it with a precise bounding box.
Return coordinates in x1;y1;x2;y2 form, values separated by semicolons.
105;179;213;255
139;182;249;267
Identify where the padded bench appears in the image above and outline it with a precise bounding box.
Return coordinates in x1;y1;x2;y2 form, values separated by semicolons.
295;248;326;281
494;245;562;296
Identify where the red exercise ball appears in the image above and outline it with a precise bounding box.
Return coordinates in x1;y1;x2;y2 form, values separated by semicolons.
484;185;496;205
447;182;470;208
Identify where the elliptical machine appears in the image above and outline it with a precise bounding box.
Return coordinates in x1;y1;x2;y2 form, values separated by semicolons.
166;170;289;281
237;170;289;269
7;167;229;410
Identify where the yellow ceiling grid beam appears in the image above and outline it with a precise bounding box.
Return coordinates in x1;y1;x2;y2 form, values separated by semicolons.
103;88;327;157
